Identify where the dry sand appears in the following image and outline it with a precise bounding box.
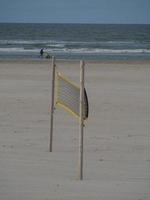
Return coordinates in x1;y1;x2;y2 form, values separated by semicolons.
0;59;150;200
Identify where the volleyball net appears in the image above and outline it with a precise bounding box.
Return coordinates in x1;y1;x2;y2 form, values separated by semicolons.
56;72;89;120
49;57;89;180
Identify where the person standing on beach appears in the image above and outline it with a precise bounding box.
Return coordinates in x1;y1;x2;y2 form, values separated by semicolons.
40;48;44;57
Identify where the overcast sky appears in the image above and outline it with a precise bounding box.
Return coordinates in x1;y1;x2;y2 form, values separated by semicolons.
0;0;150;24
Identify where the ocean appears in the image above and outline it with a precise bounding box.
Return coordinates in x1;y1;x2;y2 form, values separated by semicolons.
0;23;150;61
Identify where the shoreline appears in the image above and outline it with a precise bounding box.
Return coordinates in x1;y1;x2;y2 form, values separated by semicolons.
0;58;150;65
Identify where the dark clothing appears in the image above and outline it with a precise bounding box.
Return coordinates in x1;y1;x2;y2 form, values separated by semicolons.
40;49;44;56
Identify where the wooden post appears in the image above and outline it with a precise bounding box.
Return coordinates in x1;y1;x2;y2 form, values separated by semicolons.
78;60;85;180
49;56;56;152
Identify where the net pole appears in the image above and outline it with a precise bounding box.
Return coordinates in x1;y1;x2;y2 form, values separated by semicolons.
78;60;85;180
49;56;56;152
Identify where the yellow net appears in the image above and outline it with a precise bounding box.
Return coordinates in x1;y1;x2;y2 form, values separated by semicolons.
56;72;88;119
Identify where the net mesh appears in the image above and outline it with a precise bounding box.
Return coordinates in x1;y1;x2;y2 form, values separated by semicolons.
56;72;88;119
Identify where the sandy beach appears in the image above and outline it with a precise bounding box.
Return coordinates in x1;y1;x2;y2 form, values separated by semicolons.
0;59;150;200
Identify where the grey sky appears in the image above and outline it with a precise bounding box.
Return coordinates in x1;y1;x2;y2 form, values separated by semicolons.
0;0;150;24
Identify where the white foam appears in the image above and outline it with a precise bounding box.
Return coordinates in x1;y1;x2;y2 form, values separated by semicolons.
0;39;63;45
0;47;150;55
46;44;65;48
46;48;150;54
0;47;39;52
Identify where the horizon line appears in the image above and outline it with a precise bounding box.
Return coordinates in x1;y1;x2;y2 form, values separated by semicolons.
0;21;150;25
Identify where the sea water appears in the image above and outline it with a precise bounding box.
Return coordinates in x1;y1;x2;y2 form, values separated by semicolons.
0;23;150;61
